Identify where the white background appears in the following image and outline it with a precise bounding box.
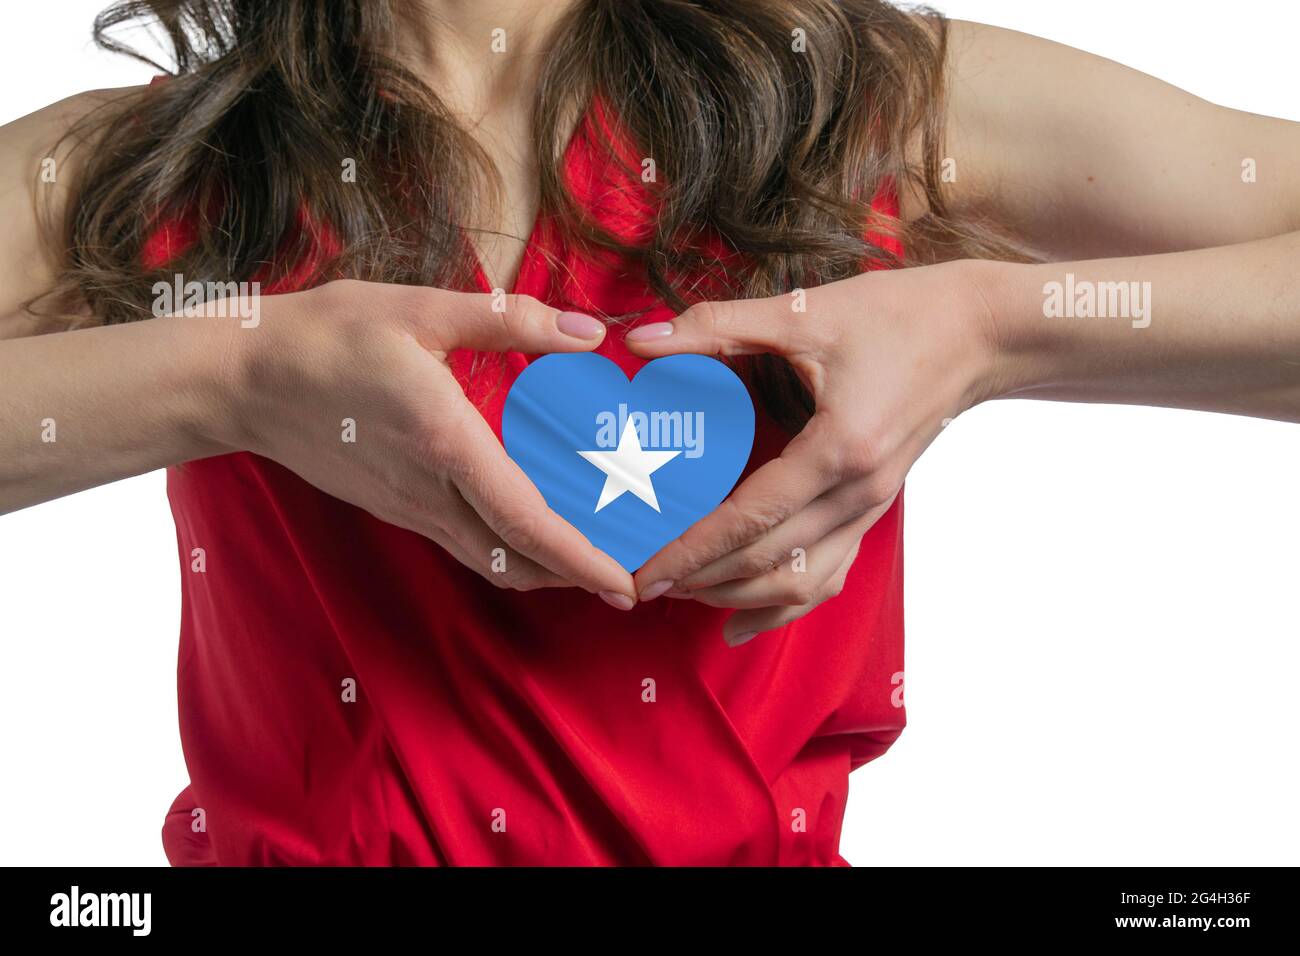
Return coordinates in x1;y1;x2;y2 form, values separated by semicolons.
1;1;1297;866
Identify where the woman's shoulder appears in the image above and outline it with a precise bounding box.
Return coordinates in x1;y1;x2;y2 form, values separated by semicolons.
0;86;148;336
1;84;148;151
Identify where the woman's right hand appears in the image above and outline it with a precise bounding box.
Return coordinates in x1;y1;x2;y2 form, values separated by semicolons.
217;279;637;608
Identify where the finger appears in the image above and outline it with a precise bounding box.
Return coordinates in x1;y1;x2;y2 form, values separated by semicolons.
685;517;861;612
724;603;815;646
406;288;607;355
435;487;571;591
450;408;637;606
720;538;860;648
623;295;803;358
633;415;839;598
679;486;896;590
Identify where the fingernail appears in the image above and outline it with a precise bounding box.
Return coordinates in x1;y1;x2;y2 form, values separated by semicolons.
626;321;675;342
639;579;675;601
599;590;635;611
725;630;759;648
665;589;694;599
557;311;605;339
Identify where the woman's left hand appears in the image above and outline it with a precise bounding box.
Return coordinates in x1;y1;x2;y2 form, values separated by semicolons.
624;259;1010;645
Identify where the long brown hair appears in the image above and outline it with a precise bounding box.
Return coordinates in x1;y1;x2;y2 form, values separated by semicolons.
40;0;1021;429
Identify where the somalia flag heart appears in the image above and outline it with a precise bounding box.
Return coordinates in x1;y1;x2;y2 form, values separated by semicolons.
502;353;756;572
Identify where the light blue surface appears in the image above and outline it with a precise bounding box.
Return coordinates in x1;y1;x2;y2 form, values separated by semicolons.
503;353;756;571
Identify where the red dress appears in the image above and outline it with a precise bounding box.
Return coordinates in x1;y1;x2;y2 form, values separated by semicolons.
153;99;907;866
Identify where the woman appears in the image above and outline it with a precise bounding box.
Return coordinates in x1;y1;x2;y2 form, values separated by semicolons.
1;0;1297;865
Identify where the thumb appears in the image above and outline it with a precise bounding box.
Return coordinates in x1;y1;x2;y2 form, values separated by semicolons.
623;297;795;358
424;291;607;354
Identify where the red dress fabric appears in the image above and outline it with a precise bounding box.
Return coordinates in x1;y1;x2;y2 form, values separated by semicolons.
154;98;907;866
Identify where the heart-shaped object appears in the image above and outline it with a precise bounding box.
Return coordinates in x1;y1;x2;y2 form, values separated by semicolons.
502;353;756;572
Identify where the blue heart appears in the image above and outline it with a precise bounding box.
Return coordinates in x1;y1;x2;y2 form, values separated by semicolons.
503;353;756;572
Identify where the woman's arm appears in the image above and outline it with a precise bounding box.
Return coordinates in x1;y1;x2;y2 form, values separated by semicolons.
0;315;240;511
1;279;637;609
979;233;1300;421
936;20;1300;258
626;236;1300;632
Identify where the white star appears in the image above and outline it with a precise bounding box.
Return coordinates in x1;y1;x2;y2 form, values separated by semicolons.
577;419;681;513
